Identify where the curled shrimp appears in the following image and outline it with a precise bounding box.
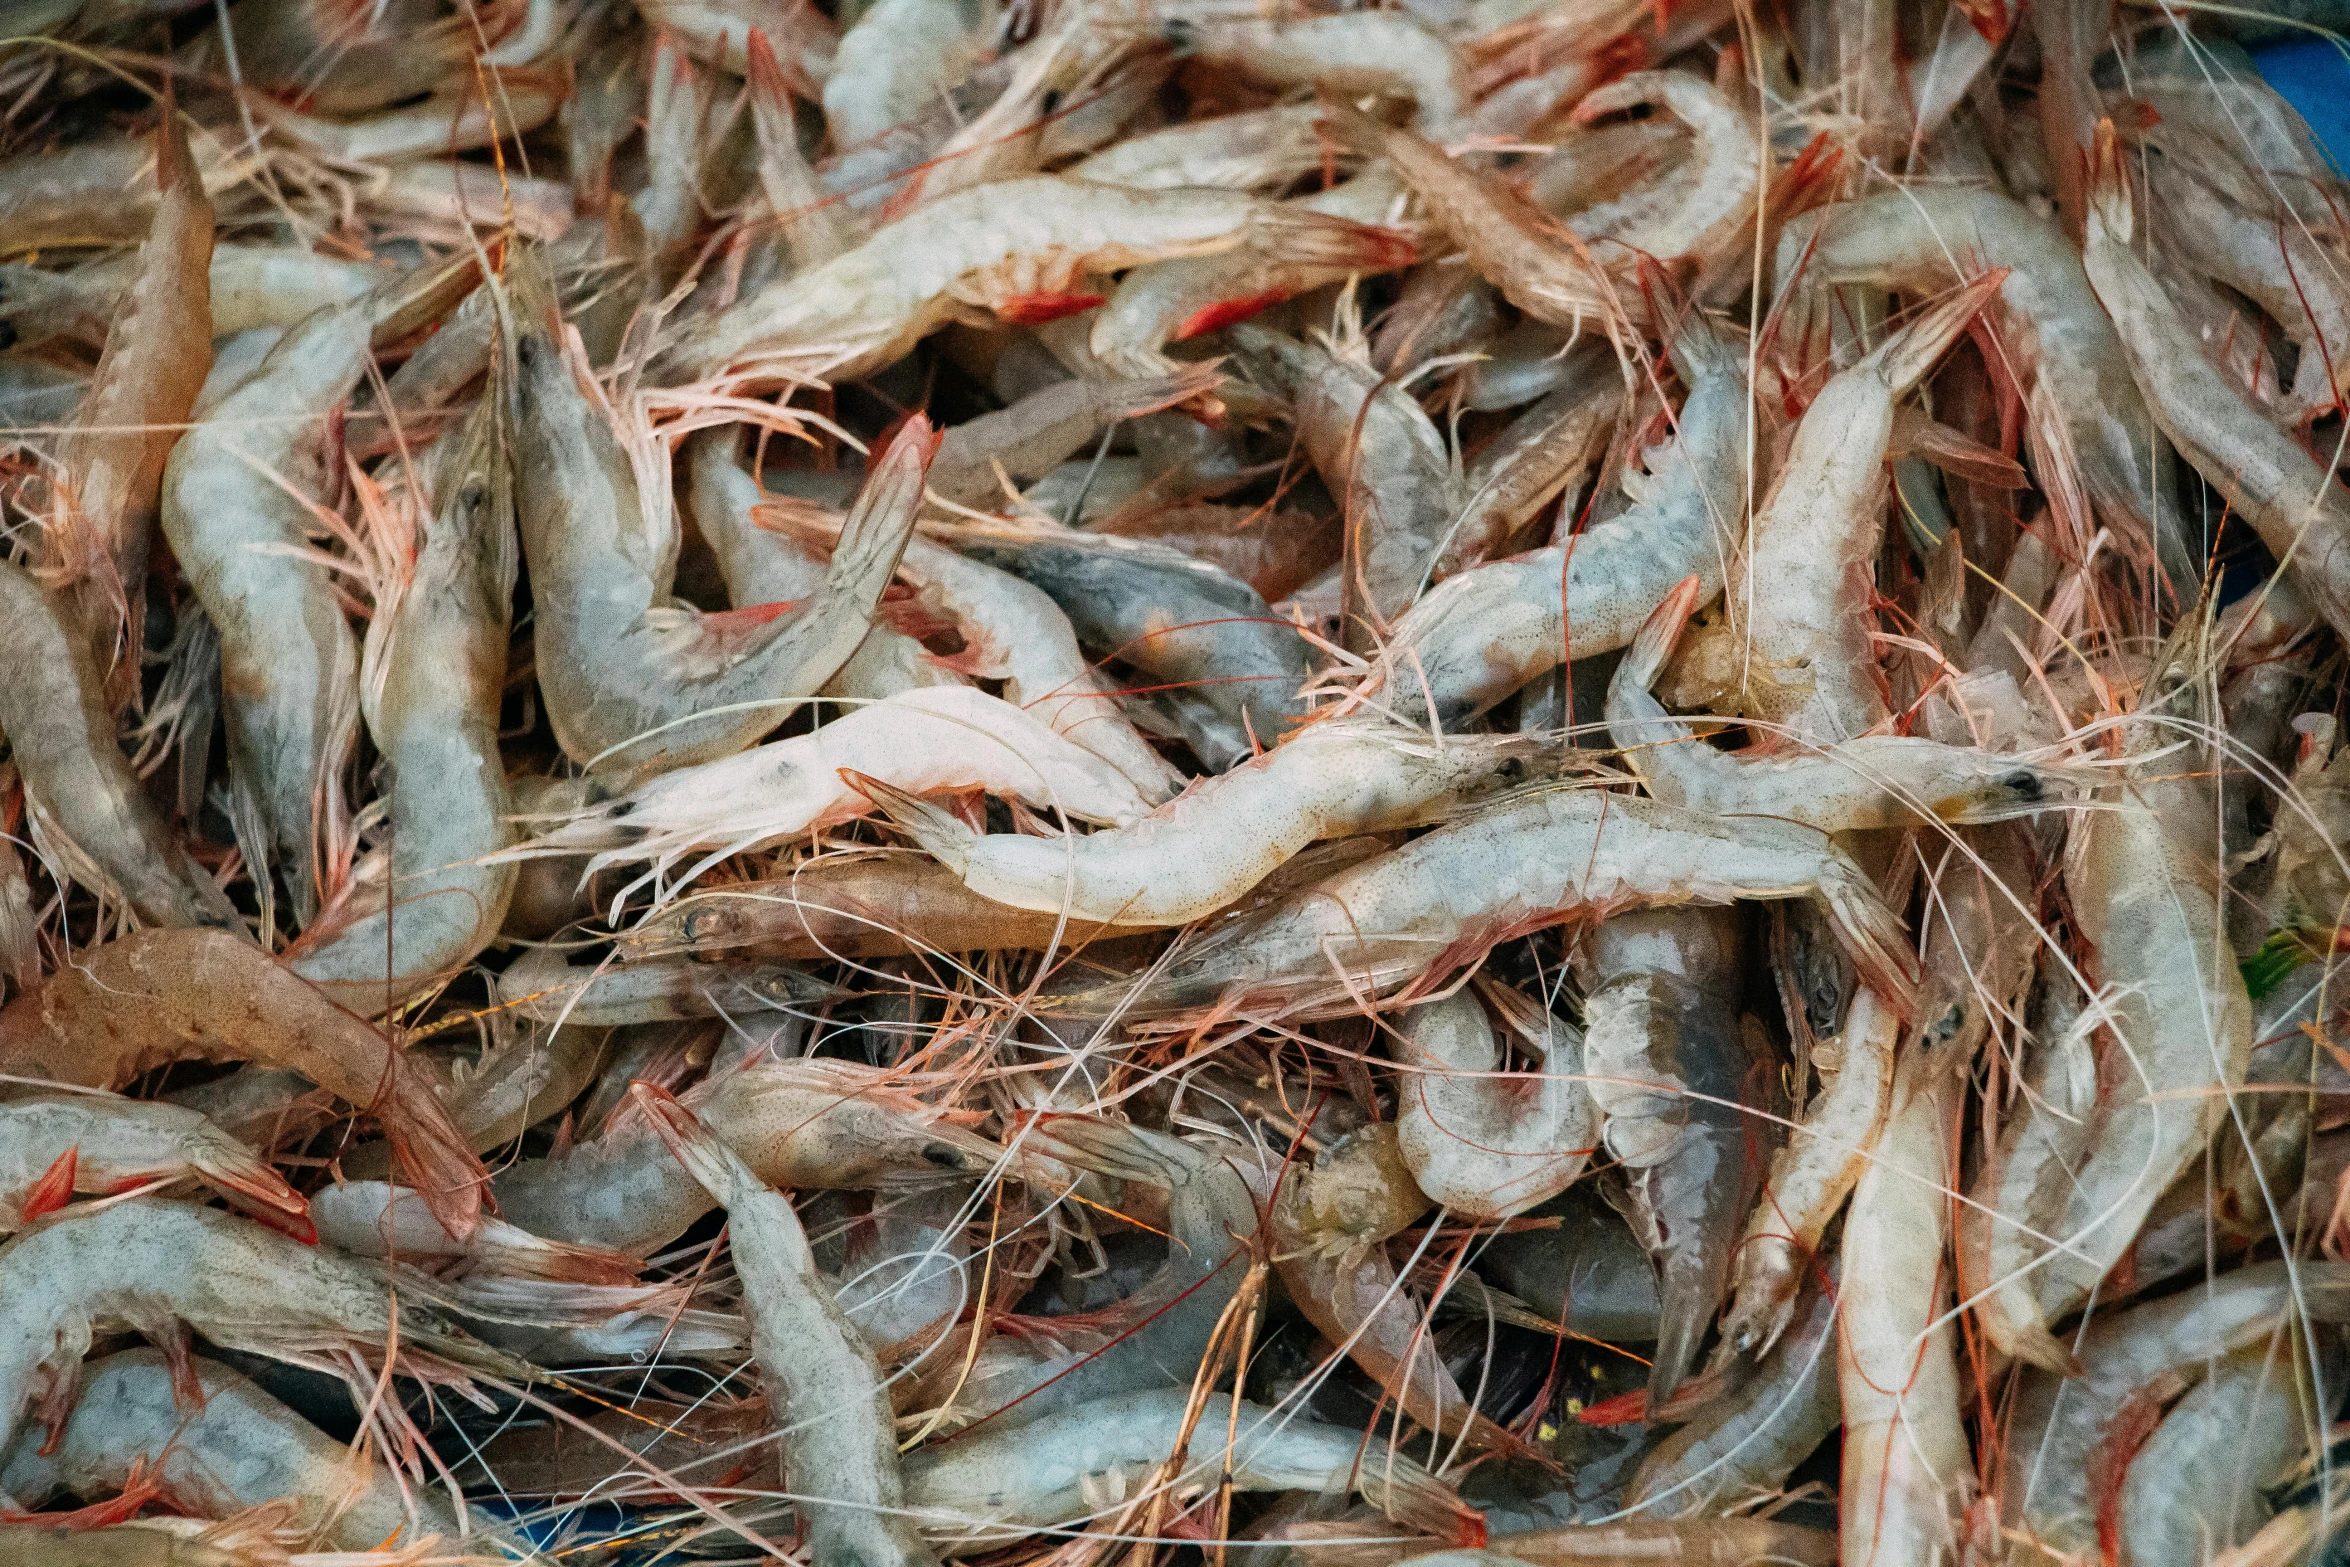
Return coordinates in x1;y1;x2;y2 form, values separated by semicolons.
0;1094;305;1238
863;720;1549;928
1393;984;1596;1220
1558;71;1762;302
512;257;934;774
0;929;484;1239
636;1083;941;1567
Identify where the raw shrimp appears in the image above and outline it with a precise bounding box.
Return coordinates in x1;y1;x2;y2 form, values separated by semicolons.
1573;906;1760;1403
656;180;1383;386
642;0;838;75
1557;72;1761;301
2001;1259;2350;1558
511;685;1150;891
30;110;211;688
256;67;565;164
2081;124;2350;641
1776;187;2194;590
635;1083;941;1567
492;1056;1011;1254
1727;273;1998;744
0;1197;520;1460
1049;789;1917;1026
1231;323;1457;655
923;369;1216;512
491;942;828;1026
0;1349;480;1552
623;853;1157;963
1720;985;1900;1357
902;1389;1485;1546
1627;1270;1841;1513
309;1182;637;1284
1392;986;1597;1220
1441;352;1625;577
823;0;986;149
0;129;243;252
0;1094;304;1236
511;256;932;774
760;495;1184;799
1168;12;1468;133
747;32;860;271
1609;578;2085;829
0;929;484;1239
3;244;382;353
945;523;1314;772
0;563;238;931
160;254;477;924
1070;106;1337;193
863;720;1548;927
286;358;518;1013
1369;311;1747;728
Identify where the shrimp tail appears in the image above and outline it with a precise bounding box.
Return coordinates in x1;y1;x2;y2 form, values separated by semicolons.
1871;269;2007;397
1363;1461;1489;1547
631;1080;764;1208
378;1066;490;1244
843;770;977;875
183;1130;316;1244
22;1146;76;1223
1621;575;1703;693
1814;870;1920;1016
828;415;939;604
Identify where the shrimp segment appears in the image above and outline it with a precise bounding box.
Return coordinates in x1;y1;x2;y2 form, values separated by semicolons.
1393;986;1597;1220
0;1095;305;1238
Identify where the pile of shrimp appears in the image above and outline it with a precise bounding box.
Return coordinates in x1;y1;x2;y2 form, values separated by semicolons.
7;0;2350;1562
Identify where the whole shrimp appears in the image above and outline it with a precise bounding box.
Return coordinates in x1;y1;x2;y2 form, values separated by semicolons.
1551;72;1762;303
0;929;484;1239
492;1056;1011;1255
1440;352;1625;577
1367;311;1747;729
635;1084;941;1567
861;719;1549;927
1051;789;1917;1026
1610;578;2086;830
1572;905;1763;1404
1727;273;1999;744
160;254;477;924
286;354;519;1013
0;563;238;931
657;180;1388;386
511;256;933;774
2080;122;2350;643
1392;984;1597;1220
902;1389;1484;1547
309;1182;637;1285
0;1197;522;1461
0;1093;304;1239
1230;323;1456;655
1166;12;1468;134
0;1349;491;1554
490;944;829;1028
922;368;1218;512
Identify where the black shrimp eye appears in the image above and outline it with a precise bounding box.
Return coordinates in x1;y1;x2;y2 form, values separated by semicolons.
920;1142;968;1168
1040;88;1062;115
2000;769;2045;802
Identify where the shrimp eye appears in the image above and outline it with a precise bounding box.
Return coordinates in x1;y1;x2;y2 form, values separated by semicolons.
1040;89;1062;115
1162;16;1197;48
1999;770;2044;801
920;1142;968;1168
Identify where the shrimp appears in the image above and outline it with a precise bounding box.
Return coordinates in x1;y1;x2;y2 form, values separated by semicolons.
1086;170;1418;379
161;254;478;924
1980;675;2253;1367
1322;104;1617;333
1367;311;1748;729
0;1094;304;1237
0;1349;486;1554
1610;578;2086;829
255;67;565;165
3;245;386;355
822;0;986;150
29;108;211;691
902;1389;1485;1547
656;180;1382;386
1050;789;1917;1027
630;36;712;278
1168;12;1467;132
0;929;485;1240
635;1083;942;1567
1071;106;1339;194
1231;323;1456;655
1775;186;2195;591
0;563;238;931
2081;123;2350;642
1573;906;1761;1404
641;0;838;75
309;1182;636;1285
492;1056;1011;1255
1409;1524;1836;1566
1558;71;1762;302
286;354;518;1014
747;32;860;271
2001;1260;2350;1559
512;685;1149;892
923;370;1218;512
1393;984;1597;1220
1628;1268;1840;1513
0;128;244;252
1441;354;1625;577
1719;985;1901;1358
863;720;1548;927
944;523;1315;773
623;852;1157;963
512;258;933;774
491;943;829;1027
760;494;1186;800
1728;273;2000;745
0;1197;522;1460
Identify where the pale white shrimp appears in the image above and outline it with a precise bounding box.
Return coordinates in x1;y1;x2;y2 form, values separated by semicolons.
641;0;839;77
902;1389;1485;1547
511;685;1149;893
1559;71;1762;300
1070;105;1338;193
1166;12;1469;135
1728;273;1999;745
255;67;564;165
1392;984;1596;1220
636;1084;941;1567
748;31;861;270
309;1182;638;1285
863;720;1546;927
0;1094;305;1238
822;0;986;149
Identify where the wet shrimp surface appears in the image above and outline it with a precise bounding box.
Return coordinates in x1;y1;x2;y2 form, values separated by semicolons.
5;3;2350;1564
